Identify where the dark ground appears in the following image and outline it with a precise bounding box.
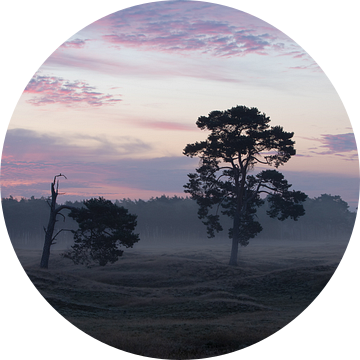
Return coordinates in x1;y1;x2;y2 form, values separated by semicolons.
15;239;347;359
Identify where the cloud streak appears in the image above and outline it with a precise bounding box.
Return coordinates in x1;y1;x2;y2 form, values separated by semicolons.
60;38;90;49
299;133;358;157
24;74;122;107
2;128;152;164
136;121;196;131
45;50;245;84
0;128;197;200
1;129;358;209
320;133;357;153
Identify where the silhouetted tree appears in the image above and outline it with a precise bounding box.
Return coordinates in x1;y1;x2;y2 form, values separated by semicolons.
183;105;307;265
301;194;355;240
40;174;76;268
63;197;140;266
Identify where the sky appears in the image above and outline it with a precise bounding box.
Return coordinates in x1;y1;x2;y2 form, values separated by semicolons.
1;0;359;209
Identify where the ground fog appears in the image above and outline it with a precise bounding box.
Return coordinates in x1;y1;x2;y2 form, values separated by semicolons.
15;238;347;359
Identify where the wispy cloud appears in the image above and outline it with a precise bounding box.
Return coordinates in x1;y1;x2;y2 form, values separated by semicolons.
43;2;315;85
24;74;122;107
137;121;196;131
1;130;358;208
102;29;271;57
45;50;244;84
60;38;90;49
289;63;319;71
301;133;358;157
2;128;152;163
96;1;298;58
0;128;197;200
320;133;357;153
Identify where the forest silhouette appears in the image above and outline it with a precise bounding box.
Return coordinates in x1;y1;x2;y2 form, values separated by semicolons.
2;193;355;250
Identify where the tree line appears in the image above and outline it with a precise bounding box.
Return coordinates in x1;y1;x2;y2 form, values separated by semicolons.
2;105;357;268
2;193;355;250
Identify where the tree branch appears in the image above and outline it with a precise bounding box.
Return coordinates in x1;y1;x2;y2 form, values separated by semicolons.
51;229;72;244
244;179;263;204
260;184;279;192
252;156;269;165
258;190;275;196
103;230;113;237
215;192;231;216
57;212;66;222
54;204;77;215
238;153;243;172
218;166;235;171
216;173;230;182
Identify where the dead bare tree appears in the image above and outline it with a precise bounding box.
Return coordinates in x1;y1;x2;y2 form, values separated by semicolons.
40;174;76;269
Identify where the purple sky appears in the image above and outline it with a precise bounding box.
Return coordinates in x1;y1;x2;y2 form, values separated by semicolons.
1;0;359;210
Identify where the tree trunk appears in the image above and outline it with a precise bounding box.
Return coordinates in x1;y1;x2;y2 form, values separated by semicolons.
229;211;240;266
40;206;58;268
229;172;244;266
40;181;58;269
40;175;77;269
229;236;239;266
40;232;53;269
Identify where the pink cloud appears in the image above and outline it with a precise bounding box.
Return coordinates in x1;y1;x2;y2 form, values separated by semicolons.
44;2;313;81
97;2;291;58
102;24;271;57
24;74;122;107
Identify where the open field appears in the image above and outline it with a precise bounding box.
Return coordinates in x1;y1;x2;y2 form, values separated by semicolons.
15;239;348;359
